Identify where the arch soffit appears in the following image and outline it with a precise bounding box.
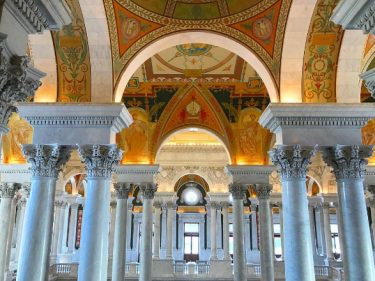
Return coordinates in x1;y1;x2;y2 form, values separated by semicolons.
174;174;210;193
150;84;234;162
114;31;279;103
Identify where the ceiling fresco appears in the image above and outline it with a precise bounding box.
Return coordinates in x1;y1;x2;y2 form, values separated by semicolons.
104;0;292;92
117;44;272;165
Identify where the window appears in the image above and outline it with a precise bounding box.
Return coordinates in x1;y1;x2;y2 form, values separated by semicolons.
274;223;282;259
229;223;234;256
331;224;341;259
184;223;199;261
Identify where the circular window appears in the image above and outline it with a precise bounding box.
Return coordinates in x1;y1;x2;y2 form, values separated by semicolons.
180;183;202;206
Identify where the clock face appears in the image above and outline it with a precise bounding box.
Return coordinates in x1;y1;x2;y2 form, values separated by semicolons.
186;100;201;116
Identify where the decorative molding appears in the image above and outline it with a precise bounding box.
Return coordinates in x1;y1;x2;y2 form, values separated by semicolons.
4;0;72;34
225;165;274;184
115;164;160;184
140;184;158;199
331;0;375;34
78;145;122;178
254;184;272;200
269;145;317;180
360;67;375;98
159;144;226;153
229;183;247;200
114;182;131;199
22;144;73;178
322;145;373;180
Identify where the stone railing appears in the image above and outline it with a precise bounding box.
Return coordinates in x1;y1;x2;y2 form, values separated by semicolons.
47;262;344;280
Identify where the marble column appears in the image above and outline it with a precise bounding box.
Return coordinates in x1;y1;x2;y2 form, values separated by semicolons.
112;182;130;281
108;200;117;259
270;145;316;281
368;186;375;249
17;145;73;281
139;184;158;281
50;200;64;264
323;145;375;281
77;144;122;281
15;185;30;261
68;201;79;253
0;183;18;281
229;184;247;281
4;190;18;275
322;202;334;260
210;202;218;260
166;202;176;259
308;201;317;255
221;202;230;260
276;202;284;259
57;202;68;255
153;202;162;259
255;184;274;281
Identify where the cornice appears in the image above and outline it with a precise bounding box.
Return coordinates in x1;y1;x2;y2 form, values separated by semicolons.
115;164;160;184
225;165;274;184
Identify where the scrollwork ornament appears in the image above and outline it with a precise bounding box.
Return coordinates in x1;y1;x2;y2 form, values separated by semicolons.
140;184;158;199
229;183;247;200
114;182;131;199
323;145;373;180
254;184;272;200
78;144;122;178
0;182;21;198
22;144;73;178
269;144;317;180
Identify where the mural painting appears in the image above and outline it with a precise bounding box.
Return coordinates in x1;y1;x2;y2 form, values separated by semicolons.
302;0;344;103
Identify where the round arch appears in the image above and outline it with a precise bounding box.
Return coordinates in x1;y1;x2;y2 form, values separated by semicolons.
154;126;232;164
114;31;279;103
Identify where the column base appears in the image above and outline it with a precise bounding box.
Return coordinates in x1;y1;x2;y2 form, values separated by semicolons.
209;260;233;278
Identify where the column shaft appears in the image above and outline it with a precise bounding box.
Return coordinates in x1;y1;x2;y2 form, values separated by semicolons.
222;204;230;260
166;204;175;259
153;206;161;259
15;200;27;261
210;204;217;260
232;198;246;281
68;202;79;253
322;204;333;260
112;184;129;281
51;202;63;263
371;204;375;250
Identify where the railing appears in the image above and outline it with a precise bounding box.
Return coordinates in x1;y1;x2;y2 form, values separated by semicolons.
247;264;261;276
174;261;209;275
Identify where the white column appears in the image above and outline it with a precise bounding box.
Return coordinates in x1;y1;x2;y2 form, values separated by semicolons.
322;202;334;260
153;203;161;259
139;184;158;281
324;145;375;281
314;202;325;256
0;183;18;281
50;200;64;264
5;193;17;275
15;199;28;261
210;202;218;260
77;144;122;281
17;145;73;281
222;202;230;260
308;200;317;255
166;202;176;259
229;184;246;281
108;200;117;259
278;203;284;259
57;202;68;255
270;145;316;281
255;184;275;281
370;199;375;249
112;183;130;281
68;201;79;253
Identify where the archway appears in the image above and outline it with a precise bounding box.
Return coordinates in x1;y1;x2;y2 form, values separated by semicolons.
114;31;279;103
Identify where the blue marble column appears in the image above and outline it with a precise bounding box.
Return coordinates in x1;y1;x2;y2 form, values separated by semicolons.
17;144;73;281
77;145;122;281
270;145;316;281
323;145;375;281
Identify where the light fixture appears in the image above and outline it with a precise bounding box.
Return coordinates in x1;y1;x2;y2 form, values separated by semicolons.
181;183;202;205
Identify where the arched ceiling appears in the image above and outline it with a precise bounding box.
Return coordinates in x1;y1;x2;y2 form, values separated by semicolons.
128;0;263;20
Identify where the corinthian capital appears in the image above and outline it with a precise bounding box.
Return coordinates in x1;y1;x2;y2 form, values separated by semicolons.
0;183;21;198
269;145;317;180
323;145;373;180
22;144;73;178
114;182;131;199
78;145;122;178
229;184;247;200
140;184;158;200
254;184;272;200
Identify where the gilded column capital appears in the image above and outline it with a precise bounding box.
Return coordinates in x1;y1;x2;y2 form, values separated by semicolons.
22;144;73;178
322;145;373;180
269;144;317;180
78;144;122;178
140;184;158;200
114;182;131;199
254;184;273;200
229;183;247;200
0;182;21;198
